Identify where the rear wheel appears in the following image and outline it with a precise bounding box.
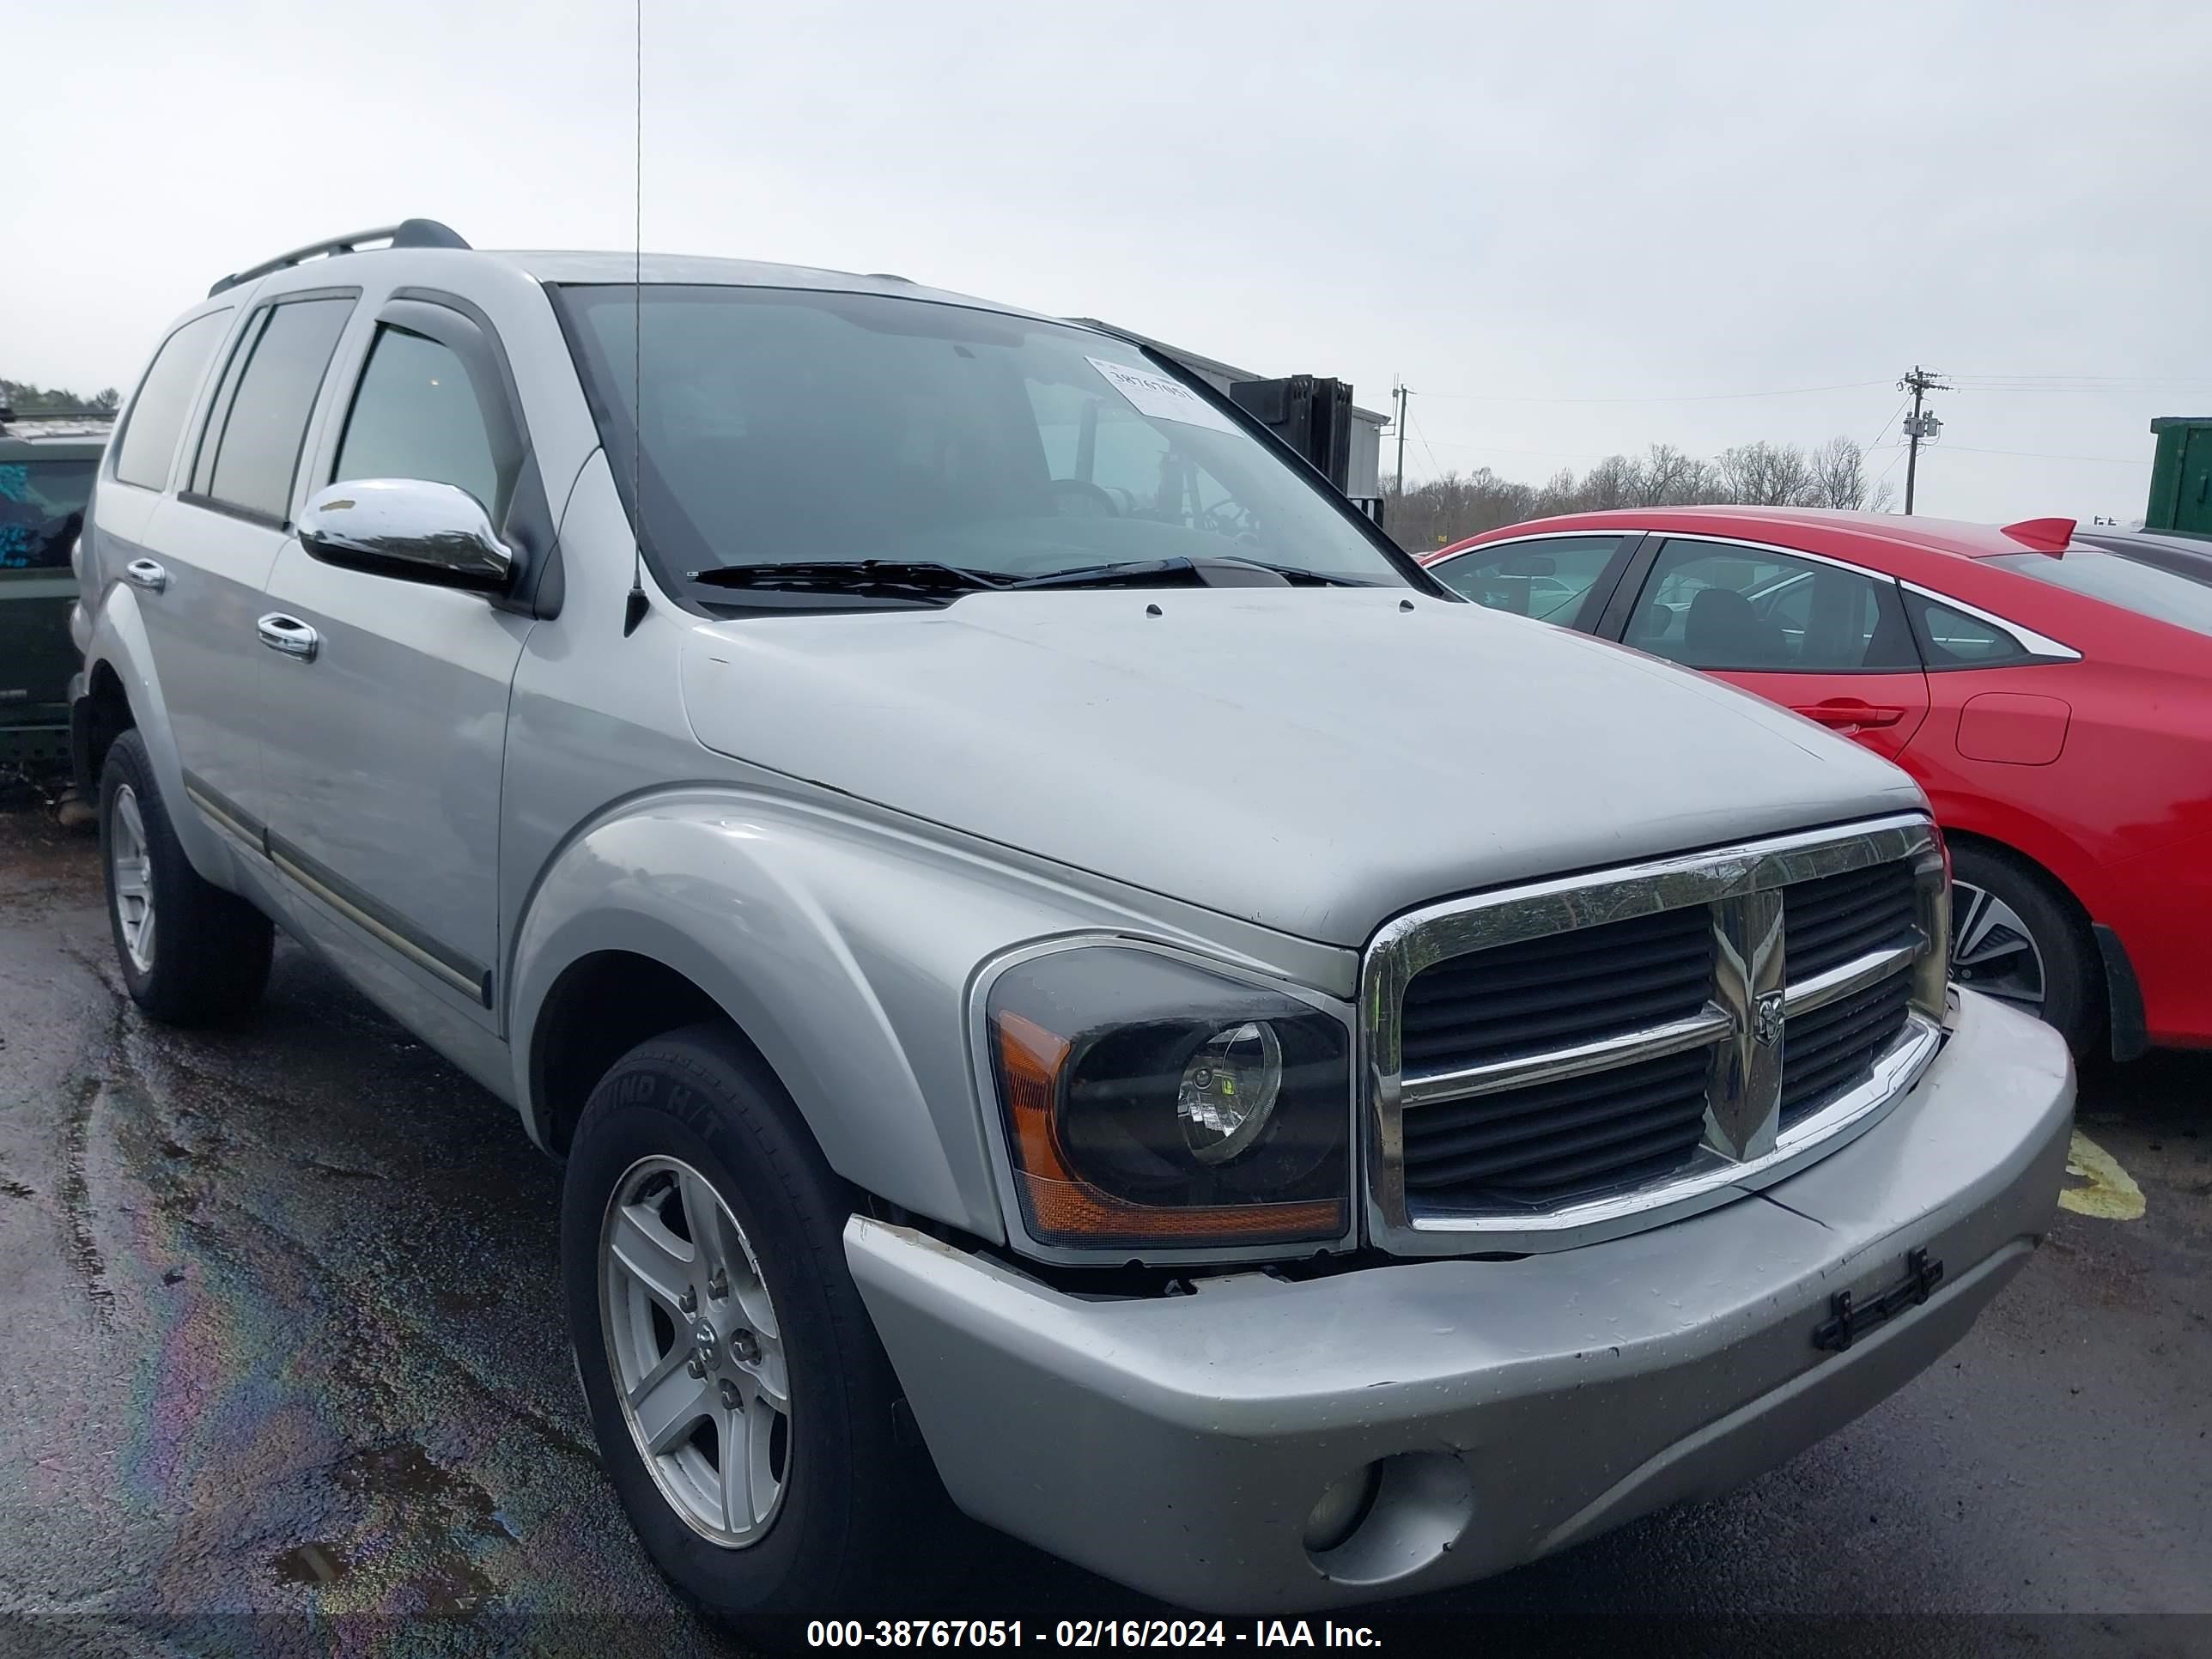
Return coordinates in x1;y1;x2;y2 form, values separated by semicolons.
99;730;273;1024
1948;841;2099;1054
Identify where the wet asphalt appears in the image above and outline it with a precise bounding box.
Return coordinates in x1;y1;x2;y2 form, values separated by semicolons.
1;795;2208;1658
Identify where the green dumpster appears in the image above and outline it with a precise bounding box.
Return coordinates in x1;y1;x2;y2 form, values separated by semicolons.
2145;416;2212;540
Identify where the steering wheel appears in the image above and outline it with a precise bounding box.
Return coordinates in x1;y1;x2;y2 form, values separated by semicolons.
1046;478;1121;518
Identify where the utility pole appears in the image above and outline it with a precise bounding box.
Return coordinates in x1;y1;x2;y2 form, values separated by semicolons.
1899;365;1950;515
1393;381;1410;495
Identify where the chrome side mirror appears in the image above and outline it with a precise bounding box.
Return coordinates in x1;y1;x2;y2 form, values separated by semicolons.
298;478;514;592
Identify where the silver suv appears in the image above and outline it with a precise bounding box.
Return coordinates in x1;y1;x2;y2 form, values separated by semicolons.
74;221;2072;1628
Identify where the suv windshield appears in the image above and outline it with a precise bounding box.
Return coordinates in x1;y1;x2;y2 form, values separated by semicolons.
0;457;95;571
555;285;1409;596
1989;549;2212;640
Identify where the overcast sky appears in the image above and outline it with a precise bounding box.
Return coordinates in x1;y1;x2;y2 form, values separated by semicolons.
10;0;2212;524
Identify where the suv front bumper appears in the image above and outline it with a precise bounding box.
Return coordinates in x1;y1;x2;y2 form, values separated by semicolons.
848;989;2072;1613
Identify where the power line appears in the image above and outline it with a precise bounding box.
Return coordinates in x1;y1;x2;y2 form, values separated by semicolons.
1954;383;2212;392
1404;373;2212;408
1926;443;2152;467
1407;409;1445;479
1863;394;1911;455
1414;378;1890;406
1950;374;2212;389
1389;434;1615;461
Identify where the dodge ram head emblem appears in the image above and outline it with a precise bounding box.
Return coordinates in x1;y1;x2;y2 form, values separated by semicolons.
1752;990;1787;1048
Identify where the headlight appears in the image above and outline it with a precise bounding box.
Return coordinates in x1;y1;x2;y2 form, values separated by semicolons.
985;946;1352;1251
1178;1019;1280;1164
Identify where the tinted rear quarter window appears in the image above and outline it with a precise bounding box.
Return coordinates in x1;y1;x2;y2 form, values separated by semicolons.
1903;592;2031;666
1988;550;2212;641
197;296;356;523
112;311;232;491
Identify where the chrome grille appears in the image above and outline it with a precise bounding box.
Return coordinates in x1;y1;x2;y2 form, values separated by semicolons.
1400;1046;1711;1208
1786;861;1920;980
1778;972;1913;1128
1397;907;1715;1207
1400;904;1716;1076
1365;816;1950;1254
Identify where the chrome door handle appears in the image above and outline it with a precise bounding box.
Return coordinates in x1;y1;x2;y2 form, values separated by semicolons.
256;613;320;662
124;558;168;592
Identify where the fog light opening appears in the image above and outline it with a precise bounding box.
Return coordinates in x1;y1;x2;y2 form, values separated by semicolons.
1304;1450;1476;1585
1301;1463;1380;1554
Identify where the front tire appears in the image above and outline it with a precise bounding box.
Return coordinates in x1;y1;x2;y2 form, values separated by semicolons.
1948;841;2100;1054
99;730;273;1024
560;1024;945;1632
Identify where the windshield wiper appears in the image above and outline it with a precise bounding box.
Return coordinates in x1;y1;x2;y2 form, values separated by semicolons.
687;560;1007;598
692;557;1206;594
692;556;1209;597
1001;558;1199;589
1008;556;1376;589
688;554;1382;599
1230;562;1376;587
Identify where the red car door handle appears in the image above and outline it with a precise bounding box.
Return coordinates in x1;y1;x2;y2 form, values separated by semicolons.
1796;698;1907;730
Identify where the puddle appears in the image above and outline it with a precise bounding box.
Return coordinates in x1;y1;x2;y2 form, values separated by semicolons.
273;1540;350;1585
57;1074;114;1327
270;1440;517;1620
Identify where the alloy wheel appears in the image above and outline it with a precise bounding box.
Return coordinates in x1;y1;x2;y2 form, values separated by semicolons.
1949;880;2046;1013
109;785;157;974
599;1154;790;1547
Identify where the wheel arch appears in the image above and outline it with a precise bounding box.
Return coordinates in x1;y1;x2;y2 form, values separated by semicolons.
75;591;228;876
504;803;1024;1244
1939;825;2100;937
74;658;137;797
528;948;749;1158
1940;824;2112;1051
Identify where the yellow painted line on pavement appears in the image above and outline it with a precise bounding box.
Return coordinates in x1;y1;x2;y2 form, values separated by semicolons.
2058;1130;2145;1221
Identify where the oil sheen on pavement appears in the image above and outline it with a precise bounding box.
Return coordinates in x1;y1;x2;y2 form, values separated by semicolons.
0;800;2206;1656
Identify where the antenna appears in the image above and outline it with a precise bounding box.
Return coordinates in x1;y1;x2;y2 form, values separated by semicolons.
623;0;650;635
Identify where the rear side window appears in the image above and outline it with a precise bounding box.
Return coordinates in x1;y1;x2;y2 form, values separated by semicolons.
1431;535;1622;625
194;296;355;524
112;311;231;491
0;459;98;570
1905;594;2031;666
1625;538;1917;672
333;326;505;516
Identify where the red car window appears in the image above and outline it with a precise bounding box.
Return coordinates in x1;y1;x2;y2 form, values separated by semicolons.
1431;535;1622;622
1624;538;1916;672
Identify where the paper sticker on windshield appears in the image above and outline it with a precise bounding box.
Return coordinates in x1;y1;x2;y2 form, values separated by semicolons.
1086;357;1238;433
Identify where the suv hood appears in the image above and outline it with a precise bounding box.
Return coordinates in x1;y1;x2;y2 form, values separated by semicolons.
679;589;1923;947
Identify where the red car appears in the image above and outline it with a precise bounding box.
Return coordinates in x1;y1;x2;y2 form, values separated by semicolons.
1425;507;2212;1058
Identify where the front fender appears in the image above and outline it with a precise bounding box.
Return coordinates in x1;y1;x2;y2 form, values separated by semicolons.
509;791;1344;1241
82;587;231;881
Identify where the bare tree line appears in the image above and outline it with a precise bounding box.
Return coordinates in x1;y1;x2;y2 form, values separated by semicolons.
1381;436;1893;552
0;379;120;417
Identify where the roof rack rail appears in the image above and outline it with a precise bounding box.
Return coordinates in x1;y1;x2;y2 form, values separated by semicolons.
208;219;471;298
